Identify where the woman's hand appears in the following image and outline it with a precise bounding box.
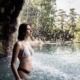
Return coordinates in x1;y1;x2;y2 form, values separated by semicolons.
38;39;44;46
30;38;44;48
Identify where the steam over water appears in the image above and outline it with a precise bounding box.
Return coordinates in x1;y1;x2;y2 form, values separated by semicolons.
0;43;80;80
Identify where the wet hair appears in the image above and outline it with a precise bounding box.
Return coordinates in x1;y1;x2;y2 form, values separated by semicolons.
18;23;30;41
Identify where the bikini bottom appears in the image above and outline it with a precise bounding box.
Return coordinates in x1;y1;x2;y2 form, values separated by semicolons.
18;67;30;74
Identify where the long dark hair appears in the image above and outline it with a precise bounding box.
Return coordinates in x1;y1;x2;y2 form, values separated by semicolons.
18;23;29;41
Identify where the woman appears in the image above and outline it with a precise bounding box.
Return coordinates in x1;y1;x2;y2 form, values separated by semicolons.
11;23;43;80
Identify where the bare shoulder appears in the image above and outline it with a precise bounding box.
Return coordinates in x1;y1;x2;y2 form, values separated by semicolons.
14;41;22;49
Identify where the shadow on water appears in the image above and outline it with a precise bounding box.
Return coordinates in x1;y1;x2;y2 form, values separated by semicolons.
0;57;14;80
1;43;80;80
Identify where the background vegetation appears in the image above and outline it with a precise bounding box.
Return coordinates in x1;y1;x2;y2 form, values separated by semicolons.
19;0;80;42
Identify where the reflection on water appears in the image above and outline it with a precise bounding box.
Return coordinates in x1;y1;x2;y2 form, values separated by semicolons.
0;43;80;80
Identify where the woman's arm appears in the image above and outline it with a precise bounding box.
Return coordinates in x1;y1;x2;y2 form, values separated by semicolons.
11;42;21;80
31;39;44;48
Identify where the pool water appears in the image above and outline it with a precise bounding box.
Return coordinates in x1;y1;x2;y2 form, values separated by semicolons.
0;43;80;80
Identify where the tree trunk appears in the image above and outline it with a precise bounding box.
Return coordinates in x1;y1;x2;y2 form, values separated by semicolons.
0;0;24;56
2;21;18;56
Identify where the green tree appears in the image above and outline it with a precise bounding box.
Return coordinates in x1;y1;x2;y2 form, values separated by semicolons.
69;8;77;37
55;9;67;41
39;0;56;40
74;16;80;42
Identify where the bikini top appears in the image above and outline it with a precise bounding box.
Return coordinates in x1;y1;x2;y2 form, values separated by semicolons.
19;44;34;58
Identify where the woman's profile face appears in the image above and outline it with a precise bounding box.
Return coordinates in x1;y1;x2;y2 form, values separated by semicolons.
26;25;32;36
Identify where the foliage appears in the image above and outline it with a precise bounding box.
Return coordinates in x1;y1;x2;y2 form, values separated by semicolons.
74;17;80;42
20;0;56;40
38;0;56;39
15;0;80;42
